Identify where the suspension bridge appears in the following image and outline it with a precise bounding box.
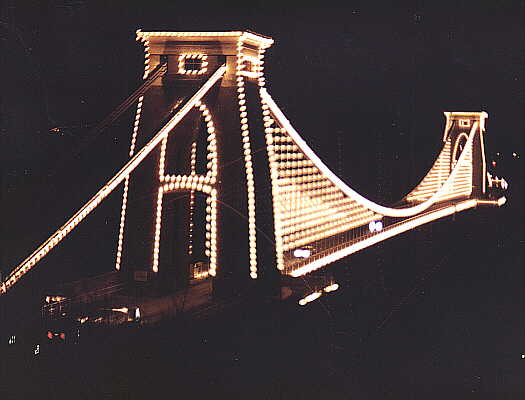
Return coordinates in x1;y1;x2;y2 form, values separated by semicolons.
0;31;507;320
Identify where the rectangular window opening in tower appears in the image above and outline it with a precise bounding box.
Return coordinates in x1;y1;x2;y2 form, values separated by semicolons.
459;119;471;128
178;54;209;75
185;58;202;71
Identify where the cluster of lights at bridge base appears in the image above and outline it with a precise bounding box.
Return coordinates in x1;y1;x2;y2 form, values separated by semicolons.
324;283;339;293
111;307;129;314
487;172;509;191
45;295;66;303
47;331;65;340
298;283;339;306
192;266;210;280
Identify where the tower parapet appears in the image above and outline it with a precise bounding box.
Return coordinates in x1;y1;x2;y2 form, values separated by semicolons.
136;30;273;86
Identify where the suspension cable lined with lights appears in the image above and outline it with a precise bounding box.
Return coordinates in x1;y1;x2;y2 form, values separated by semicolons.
405;131;473;203
0;65;227;295
259;88;479;276
261;88;477;218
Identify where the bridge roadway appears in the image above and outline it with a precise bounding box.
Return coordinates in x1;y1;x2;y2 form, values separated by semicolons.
40;197;477;327
285;197;480;277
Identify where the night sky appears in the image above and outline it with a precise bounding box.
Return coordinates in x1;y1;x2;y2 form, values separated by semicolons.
1;2;524;399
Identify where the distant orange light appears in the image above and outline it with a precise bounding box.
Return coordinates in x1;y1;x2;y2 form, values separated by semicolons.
492;161;496;167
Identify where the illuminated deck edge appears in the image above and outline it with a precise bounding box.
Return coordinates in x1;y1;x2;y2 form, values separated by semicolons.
289;197;505;277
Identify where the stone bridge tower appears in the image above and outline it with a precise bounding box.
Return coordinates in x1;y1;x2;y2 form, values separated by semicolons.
117;31;279;298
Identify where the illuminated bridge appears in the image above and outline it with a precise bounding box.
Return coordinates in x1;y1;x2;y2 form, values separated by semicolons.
0;31;507;314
